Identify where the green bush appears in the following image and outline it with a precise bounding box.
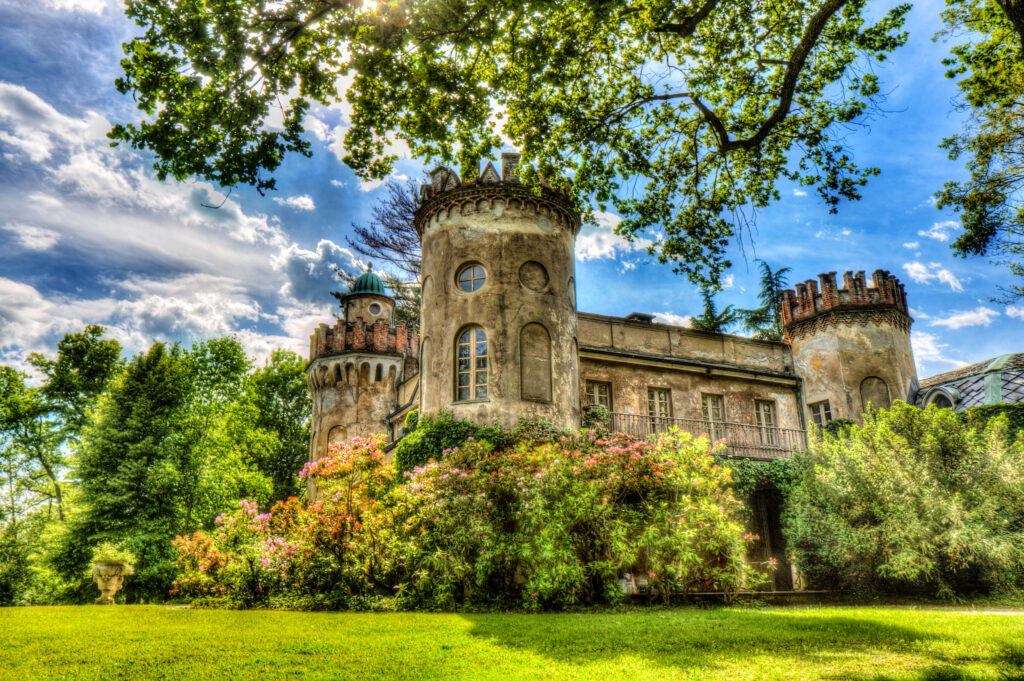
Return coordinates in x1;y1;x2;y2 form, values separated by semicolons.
961;404;1024;442
785;401;1024;597
823;418;856;438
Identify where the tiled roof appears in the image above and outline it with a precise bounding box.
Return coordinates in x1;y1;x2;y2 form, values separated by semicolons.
920;353;1024;388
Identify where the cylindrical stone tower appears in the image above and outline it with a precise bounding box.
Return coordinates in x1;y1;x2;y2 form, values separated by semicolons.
414;155;582;429
781;269;917;425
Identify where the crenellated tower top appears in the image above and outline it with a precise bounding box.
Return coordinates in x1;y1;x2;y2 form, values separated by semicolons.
309;318;418;364
781;269;911;342
413;153;581;238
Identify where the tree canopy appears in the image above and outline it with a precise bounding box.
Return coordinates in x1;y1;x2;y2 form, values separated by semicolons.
112;0;912;287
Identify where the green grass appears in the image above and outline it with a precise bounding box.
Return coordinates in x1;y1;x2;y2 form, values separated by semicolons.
1;605;1023;680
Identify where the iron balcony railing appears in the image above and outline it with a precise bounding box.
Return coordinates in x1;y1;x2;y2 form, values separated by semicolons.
603;412;806;460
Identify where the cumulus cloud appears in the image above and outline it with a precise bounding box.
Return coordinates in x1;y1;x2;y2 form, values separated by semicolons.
903;241;919;250
792;188;808;197
3;223;59;250
273;194;316;211
901;261;963;292
654;311;692;327
0;83;107;162
911;331;966;371
908;306;929;320
575;211;653;261
1008;306;1024;320
918;220;960;242
929;307;1000;329
271;239;363;303
39;0;112;13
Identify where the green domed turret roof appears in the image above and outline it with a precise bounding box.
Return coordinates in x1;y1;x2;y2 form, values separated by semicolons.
349;264;387;296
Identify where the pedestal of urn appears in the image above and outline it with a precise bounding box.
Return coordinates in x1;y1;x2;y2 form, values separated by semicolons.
92;560;129;605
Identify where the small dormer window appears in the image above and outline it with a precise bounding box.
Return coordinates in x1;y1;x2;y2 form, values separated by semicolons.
457;264;486;292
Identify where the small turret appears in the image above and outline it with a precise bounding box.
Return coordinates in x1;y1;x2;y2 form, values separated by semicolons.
782;268;916;425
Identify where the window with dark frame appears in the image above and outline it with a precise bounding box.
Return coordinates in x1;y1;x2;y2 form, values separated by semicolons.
456;326;488;401
809;400;832;426
585;380;612;409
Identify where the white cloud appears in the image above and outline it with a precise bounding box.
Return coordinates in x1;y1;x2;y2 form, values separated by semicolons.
39;0;112;13
575;211;653;261
722;274;735;290
903;241;919;250
793;189;808;197
0;83;107;163
360;173;408;193
330;179;345;188
908;306;929;320
1007;306;1024;320
918;220;960;242
654;311;692;327
901;262;964;292
273;194;316;211
930;306;1000;329
911;331;966;371
271;239;363;303
3;223;59;250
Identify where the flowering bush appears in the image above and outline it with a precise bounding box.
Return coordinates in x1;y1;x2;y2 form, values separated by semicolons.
172;427;751;610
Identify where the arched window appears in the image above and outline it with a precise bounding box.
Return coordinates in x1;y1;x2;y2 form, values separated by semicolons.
456;326;488;401
860;376;891;412
520;323;552;402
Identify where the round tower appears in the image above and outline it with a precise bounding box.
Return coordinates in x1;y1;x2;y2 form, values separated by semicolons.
307;269;417;467
781;269;917;425
414;154;582;429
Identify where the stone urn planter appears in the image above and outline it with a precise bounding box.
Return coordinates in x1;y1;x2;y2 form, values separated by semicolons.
91;560;132;605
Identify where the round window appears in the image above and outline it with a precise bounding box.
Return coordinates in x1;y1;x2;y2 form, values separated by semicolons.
457;264;486;292
368;303;382;315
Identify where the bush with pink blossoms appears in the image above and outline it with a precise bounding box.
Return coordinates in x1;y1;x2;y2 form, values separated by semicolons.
171;426;752;610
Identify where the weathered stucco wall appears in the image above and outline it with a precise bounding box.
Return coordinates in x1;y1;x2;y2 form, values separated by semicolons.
578;357;802;430
578;313;795;375
416;175;581;430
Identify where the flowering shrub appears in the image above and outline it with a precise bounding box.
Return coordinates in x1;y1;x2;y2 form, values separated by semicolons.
172;428;751;610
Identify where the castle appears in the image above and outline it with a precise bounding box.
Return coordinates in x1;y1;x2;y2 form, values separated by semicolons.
305;155;921;586
308;153;918;457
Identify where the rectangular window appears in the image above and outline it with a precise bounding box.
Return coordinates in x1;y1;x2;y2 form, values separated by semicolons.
755;400;777;446
585;381;612;409
809;400;832;427
701;394;725;440
648;388;671;418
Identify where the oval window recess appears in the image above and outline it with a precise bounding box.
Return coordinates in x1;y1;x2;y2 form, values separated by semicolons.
519;261;549;292
369;303;382;315
457;264;486;292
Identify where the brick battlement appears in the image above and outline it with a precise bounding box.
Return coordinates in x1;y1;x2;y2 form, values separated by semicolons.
781;269;910;337
309;319;419;363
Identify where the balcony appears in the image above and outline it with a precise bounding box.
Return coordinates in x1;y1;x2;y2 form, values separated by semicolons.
603;412;806;460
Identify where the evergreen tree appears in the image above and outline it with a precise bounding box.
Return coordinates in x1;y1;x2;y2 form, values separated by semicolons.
738;261;792;341
690;288;738;334
64;342;192;599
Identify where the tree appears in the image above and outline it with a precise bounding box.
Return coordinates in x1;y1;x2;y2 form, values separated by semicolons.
111;0;910;288
65;342;194;599
245;350;311;502
19;326;123;521
348;179;422;279
937;0;1024;301
690;287;738;333
738;260;792;341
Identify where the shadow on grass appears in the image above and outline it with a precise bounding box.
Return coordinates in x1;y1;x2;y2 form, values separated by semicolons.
460;609;1021;679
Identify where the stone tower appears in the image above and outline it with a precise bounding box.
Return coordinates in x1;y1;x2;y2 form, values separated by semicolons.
414;154;582;429
307;267;419;466
781;269;917;424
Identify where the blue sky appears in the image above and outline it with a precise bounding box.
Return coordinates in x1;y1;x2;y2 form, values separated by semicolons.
0;0;1020;380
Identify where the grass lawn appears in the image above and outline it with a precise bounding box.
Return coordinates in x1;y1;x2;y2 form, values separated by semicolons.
1;605;1023;681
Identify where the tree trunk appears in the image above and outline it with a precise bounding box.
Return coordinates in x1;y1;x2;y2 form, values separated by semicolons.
997;0;1024;55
